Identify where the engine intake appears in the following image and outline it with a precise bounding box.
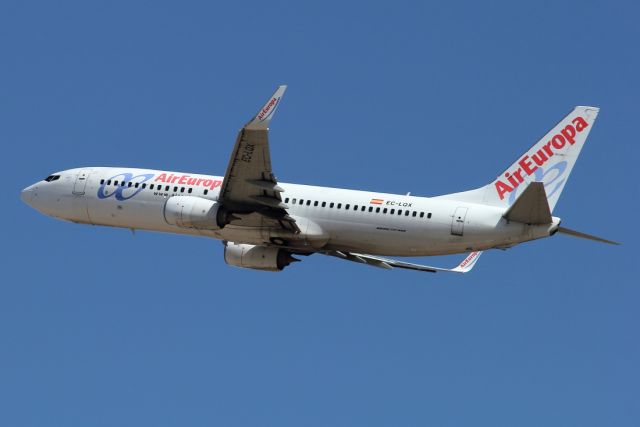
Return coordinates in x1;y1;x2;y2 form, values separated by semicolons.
224;242;298;272
164;196;223;230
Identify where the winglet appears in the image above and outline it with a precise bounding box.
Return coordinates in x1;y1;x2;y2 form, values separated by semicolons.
451;251;483;273
245;85;287;130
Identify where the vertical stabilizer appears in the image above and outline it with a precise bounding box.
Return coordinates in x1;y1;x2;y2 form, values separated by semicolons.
437;106;599;212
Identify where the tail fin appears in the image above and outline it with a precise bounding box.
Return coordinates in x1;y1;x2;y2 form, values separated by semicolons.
437;106;599;212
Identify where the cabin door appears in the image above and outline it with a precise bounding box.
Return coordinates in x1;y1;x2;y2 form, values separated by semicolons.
451;207;468;236
73;169;91;195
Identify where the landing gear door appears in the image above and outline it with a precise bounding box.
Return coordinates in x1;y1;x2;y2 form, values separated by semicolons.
73;170;90;195
451;207;468;236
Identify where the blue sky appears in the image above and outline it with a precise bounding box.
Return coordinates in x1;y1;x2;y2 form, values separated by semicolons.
2;1;638;425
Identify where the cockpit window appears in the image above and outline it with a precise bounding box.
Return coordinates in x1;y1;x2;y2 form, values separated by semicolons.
44;175;60;182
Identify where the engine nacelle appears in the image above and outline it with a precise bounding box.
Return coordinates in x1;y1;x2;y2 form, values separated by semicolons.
164;196;223;230
224;242;298;272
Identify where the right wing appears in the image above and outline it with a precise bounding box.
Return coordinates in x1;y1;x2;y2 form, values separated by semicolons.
324;251;483;273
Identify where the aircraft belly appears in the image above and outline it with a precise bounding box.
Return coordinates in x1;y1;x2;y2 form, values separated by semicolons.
315;212;511;256
316;217;443;256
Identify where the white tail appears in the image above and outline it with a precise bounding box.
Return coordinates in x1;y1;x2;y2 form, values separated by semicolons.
437;106;599;212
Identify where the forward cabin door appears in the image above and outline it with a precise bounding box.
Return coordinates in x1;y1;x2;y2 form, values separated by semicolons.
72;169;91;195
451;207;468;236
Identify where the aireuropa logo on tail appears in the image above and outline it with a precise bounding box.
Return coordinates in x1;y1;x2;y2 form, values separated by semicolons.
495;116;590;200
257;97;280;122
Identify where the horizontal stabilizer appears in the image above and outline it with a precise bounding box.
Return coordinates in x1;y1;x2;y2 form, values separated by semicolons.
503;182;552;224
558;226;620;245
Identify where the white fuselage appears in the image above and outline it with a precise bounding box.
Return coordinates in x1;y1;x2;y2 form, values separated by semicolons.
21;167;560;256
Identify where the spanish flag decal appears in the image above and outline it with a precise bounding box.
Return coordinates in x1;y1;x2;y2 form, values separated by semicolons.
370;198;384;205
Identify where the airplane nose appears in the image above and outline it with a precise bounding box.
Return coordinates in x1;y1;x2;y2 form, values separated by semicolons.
21;185;35;205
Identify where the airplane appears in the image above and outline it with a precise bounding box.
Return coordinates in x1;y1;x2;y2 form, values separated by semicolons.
20;86;618;273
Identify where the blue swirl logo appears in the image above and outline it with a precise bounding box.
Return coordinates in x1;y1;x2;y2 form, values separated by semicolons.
508;161;567;206
98;172;154;201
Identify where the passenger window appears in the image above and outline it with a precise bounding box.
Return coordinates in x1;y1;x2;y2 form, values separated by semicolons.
383;208;388;214
306;200;311;206
390;209;395;214
114;180;119;186
376;207;380;213
135;183;139;188
398;210;402;215
314;201;318;207
173;186;178;192
368;207;373;212
285;197;290;203
337;203;341;209
127;182;132;187
165;185;170;191
345;204;350;210
361;206;366;212
419;212;424;218
330;202;334;208
322;202;326;207
100;179;105;185
180;187;185;192
299;199;304;205
427;213;432;218
292;198;297;204
107;180;111;185
149;184;154;189
405;211;410;216
142;183;146;189
204;189;209;195
354;205;358;211
412;211;417;217
188;188;192;193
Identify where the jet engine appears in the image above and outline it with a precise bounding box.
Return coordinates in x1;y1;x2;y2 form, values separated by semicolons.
164;196;224;230
224;242;298;271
